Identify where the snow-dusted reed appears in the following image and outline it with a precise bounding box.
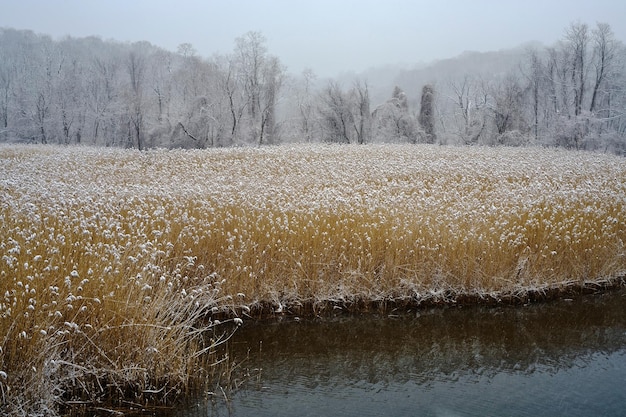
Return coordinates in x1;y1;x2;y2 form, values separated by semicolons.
1;143;625;413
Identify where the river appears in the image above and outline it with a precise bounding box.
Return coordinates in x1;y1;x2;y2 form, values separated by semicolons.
167;290;626;416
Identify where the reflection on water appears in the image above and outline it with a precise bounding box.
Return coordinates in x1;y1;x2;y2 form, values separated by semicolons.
186;290;626;416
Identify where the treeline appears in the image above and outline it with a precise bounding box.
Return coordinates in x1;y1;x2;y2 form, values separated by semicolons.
433;22;626;154
1;22;625;153
0;29;284;148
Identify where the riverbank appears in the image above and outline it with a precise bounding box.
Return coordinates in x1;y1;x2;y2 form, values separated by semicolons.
1;143;625;415
241;275;626;319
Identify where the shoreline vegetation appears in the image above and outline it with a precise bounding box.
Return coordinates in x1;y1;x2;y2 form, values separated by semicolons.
1;143;625;415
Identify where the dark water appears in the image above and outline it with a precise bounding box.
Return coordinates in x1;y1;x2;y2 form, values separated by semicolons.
184;291;626;416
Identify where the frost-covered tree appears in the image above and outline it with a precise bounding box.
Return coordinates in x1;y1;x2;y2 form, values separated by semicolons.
55;39;89;145
233;31;285;145
523;48;543;142
294;69;318;142
521;22;626;152
317;80;372;144
0;30;19;142
166;47;227;148
372;86;418;143
257;55;284;145
490;74;528;142
566;22;590;118
446;76;491;145
352;80;371;144
589;23;616;114
319;81;353;143
125;46;148;149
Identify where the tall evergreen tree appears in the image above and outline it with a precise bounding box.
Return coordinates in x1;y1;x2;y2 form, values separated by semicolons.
418;84;436;143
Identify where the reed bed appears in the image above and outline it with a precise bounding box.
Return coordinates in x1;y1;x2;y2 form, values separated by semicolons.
1;143;625;414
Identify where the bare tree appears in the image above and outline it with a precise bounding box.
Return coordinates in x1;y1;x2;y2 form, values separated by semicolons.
566;22;590;117
55;41;90;145
87;53;120;146
257;56;283;145
295;69;317;142
494;75;526;133
523;49;543;142
235;31;266;143
352;80;371;144
218;55;246;145
319;81;353;143
448;76;490;144
31;39;59;144
126;47;146;149
0;49;14;141
589;23;616;114
232;31;285;145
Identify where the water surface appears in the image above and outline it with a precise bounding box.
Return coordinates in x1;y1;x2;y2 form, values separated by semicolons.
185;291;626;416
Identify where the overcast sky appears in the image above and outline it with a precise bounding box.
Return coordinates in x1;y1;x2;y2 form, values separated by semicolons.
1;0;625;76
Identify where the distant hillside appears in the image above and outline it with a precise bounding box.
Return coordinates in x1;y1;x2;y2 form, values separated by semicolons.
342;42;544;107
395;42;543;102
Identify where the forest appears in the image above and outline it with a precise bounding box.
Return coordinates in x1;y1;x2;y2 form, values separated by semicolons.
0;21;625;154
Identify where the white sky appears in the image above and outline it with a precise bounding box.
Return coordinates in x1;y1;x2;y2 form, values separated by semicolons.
1;0;626;76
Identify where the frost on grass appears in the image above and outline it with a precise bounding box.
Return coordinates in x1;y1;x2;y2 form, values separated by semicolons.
1;143;625;414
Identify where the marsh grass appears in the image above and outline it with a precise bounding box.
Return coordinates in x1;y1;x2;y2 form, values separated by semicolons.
1;143;625;414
